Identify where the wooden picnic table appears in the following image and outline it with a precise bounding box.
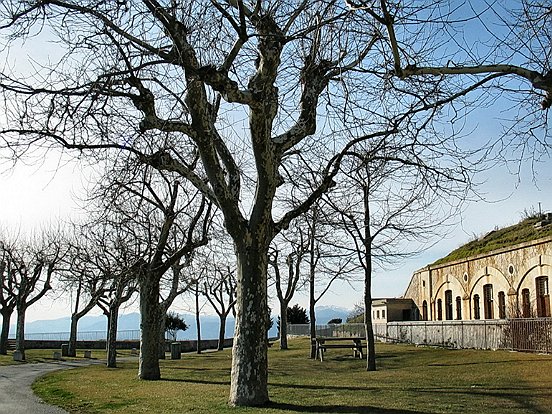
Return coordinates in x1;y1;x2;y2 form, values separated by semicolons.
314;337;366;361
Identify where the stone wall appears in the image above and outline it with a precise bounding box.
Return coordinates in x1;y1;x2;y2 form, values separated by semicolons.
404;236;552;321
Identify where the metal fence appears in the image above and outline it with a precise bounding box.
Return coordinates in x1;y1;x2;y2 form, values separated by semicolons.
9;330;141;341
288;323;365;337
507;318;552;353
289;318;552;354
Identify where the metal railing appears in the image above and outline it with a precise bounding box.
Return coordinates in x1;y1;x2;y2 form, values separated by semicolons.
8;330;141;341
288;323;365;337
507;318;552;353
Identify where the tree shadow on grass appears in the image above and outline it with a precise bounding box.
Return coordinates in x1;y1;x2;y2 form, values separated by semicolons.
161;379;435;414
161;376;552;414
265;402;435;413
427;358;549;367
415;386;552;414
161;377;230;386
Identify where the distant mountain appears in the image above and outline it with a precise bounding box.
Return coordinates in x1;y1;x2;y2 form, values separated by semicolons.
10;306;352;340
312;305;351;325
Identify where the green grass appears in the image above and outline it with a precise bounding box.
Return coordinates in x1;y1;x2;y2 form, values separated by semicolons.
433;216;552;265
0;349;107;365
32;338;552;413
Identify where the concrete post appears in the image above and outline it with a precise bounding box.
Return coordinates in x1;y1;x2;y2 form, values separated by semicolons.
13;350;23;361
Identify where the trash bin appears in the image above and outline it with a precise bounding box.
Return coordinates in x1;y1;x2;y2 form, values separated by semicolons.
170;342;181;360
61;343;69;357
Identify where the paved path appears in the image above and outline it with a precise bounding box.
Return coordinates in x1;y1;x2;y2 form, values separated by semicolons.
0;359;102;414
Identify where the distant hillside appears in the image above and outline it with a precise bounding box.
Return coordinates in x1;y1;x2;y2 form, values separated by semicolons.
10;305;351;340
433;214;552;266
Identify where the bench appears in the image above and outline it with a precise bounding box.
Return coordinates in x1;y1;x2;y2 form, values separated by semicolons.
315;337;366;361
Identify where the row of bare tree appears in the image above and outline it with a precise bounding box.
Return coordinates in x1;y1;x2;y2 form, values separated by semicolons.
0;0;550;407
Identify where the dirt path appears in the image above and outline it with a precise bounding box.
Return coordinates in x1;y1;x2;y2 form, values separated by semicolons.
0;359;102;414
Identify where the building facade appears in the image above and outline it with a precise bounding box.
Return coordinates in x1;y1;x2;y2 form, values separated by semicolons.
371;298;417;323
404;236;552;321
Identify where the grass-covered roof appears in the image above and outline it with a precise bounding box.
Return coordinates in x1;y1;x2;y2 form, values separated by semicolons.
432;214;552;266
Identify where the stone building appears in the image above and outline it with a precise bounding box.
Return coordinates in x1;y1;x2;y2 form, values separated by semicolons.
371;298;417;323
404;218;552;321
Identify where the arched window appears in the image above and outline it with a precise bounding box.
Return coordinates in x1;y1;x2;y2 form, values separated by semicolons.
445;290;453;320
498;291;506;319
483;284;494;319
456;296;462;320
536;277;550;317
437;299;443;321
522;288;531;318
473;294;481;320
422;301;428;321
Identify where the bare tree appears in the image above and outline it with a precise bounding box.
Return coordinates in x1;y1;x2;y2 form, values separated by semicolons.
0;230;65;360
59;230;109;358
0;232;17;354
268;226;307;350
89;161;212;379
81;218;139;369
0;1;550;405
202;250;237;351
326;148;460;370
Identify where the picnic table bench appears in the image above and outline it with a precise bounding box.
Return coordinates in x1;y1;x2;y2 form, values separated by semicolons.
314;337;366;361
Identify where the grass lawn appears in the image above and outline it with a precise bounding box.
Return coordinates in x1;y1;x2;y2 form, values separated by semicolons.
0;349;107;365
32;338;552;414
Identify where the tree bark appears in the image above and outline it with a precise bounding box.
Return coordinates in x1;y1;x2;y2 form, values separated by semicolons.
138;276;161;380
15;305;26;360
229;240;270;407
106;304;119;368
308;206;319;359
0;309;13;355
68;314;79;357
279;301;289;350
195;284;202;354
308;239;317;359
217;314;227;351
158;312;167;359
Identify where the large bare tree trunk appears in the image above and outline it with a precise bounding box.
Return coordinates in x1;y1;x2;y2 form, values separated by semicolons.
106;305;119;368
68;314;79;357
279;301;289;350
15;306;26;360
158;312;167;359
229;240;270;407
0;309;13;355
138;276;161;380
